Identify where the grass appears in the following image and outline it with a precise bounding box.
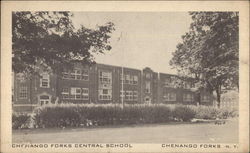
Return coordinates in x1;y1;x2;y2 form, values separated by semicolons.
13;118;238;143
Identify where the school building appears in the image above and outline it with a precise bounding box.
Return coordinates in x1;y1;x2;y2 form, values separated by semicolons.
12;63;213;113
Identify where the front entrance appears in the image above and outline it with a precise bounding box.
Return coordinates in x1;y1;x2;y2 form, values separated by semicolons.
39;95;51;106
145;96;151;104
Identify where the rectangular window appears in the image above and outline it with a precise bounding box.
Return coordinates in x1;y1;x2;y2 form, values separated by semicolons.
163;92;176;101
62;87;69;99
19;85;28;99
133;75;138;85
71;69;81;80
71;87;81;100
145;81;151;93
125;74;130;84
133;91;138;101
99;70;112;100
125;91;133;101
82;69;89;81
82;88;89;100
99;71;112;84
183;93;194;101
62;72;70;79
63;68;89;81
120;90;125;99
120;74;124;83
129;75;133;84
40;73;50;88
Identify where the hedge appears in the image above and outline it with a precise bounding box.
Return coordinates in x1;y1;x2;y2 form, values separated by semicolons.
12;113;30;129
12;104;239;129
32;104;174;128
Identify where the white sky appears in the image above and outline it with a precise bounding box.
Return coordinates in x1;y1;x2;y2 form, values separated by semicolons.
71;12;192;74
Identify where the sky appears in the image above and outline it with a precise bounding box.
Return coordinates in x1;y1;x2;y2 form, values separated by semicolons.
71;12;192;74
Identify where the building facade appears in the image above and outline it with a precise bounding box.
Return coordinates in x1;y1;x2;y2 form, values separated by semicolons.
13;63;213;113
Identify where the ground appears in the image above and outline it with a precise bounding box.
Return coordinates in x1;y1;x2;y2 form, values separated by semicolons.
13;118;238;143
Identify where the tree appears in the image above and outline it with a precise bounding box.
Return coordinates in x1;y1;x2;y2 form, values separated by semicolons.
12;11;115;74
170;12;239;108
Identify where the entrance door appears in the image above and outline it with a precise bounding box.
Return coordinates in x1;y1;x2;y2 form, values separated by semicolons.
39;95;51;106
145;96;151;104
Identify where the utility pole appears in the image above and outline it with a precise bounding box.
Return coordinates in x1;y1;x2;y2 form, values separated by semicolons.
121;64;124;109
121;32;124;109
117;32;125;109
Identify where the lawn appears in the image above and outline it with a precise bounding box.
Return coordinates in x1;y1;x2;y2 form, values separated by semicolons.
13;118;238;143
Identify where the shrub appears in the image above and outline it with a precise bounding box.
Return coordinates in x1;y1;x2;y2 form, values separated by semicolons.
140;105;171;123
33;106;80;128
29;103;238;129
32;104;174;128
193;106;219;120
219;108;238;119
12;113;30;129
172;105;196;121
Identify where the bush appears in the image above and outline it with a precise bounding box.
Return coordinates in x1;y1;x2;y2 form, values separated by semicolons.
12;114;31;129
172;105;196;122
189;105;238;120
193;106;219;120
219;108;238;119
140;105;171;123
32;104;173;128
33;106;81;128
27;103;238;129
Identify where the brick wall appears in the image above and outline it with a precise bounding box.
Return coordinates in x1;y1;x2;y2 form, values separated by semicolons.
13;63;214;113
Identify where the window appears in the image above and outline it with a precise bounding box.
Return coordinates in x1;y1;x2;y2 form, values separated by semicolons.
125;91;133;101
82;69;89;81
71;69;81;80
62;87;69;99
145;81;151;93
125;75;130;84
62;68;89;81
121;74;138;85
40;73;50;88
99;70;112;100
202;95;210;102
121;90;138;101
163;92;176;101
133;75;138;85
120;74;124;83
71;87;81;100
39;95;50;105
19;85;28;99
82;88;89;100
62;70;70;79
129;75;134;84
99;71;112;84
120;90;125;99
133;91;138;101
183;93;194;101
